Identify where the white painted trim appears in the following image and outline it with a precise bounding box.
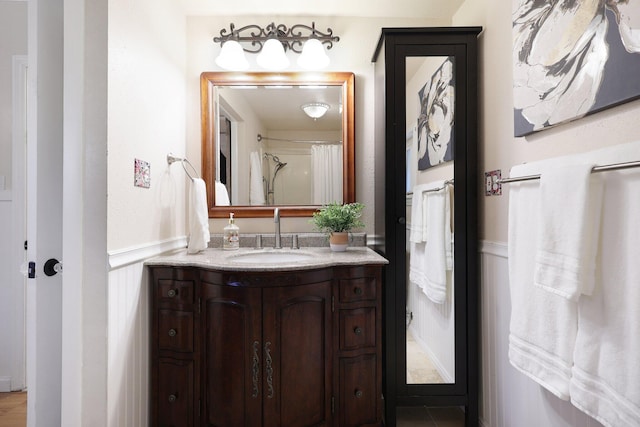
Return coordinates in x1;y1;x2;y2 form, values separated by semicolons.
479;240;507;258
0;377;11;392
108;236;188;270
0;190;11;201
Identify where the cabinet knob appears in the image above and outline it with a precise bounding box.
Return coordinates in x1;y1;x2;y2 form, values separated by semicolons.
353;326;362;335
354;389;363;398
354;287;363;296
168;394;177;403
168;329;177;337
167;289;177;298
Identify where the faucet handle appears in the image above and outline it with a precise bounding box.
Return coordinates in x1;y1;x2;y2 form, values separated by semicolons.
291;234;299;249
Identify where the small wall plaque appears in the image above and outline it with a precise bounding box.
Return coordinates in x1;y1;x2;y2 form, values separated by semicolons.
134;159;150;188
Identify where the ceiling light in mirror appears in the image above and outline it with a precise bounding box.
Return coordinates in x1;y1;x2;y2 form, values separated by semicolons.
215;40;249;71
302;102;330;119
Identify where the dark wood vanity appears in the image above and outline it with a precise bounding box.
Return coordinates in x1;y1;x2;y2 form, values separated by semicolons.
148;248;386;426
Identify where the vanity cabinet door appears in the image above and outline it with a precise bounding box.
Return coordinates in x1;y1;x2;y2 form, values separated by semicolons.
262;281;333;427
200;282;262;427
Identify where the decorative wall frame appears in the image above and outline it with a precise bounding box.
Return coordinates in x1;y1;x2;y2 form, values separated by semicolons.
418;56;455;170
513;1;640;137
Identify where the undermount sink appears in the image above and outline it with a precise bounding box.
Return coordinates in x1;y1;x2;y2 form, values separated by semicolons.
228;250;316;264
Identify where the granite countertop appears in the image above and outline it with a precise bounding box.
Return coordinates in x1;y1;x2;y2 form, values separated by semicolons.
146;246;388;272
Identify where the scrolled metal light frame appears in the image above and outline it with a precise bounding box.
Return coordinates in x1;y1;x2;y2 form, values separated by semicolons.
213;22;340;54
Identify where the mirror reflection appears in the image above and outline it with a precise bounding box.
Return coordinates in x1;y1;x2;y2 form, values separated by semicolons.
201;72;355;218
217;85;343;206
405;56;455;385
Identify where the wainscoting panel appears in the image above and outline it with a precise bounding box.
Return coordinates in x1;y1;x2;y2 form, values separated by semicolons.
479;241;603;427
107;261;149;427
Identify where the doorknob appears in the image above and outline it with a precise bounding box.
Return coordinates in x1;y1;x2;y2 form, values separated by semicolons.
44;258;62;276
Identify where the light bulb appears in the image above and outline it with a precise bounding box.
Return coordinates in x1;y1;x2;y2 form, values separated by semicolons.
257;39;290;70
298;38;330;70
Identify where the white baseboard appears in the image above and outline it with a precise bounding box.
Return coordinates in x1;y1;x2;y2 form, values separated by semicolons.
0;376;11;392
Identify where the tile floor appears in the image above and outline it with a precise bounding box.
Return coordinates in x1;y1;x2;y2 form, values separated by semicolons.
396;405;466;426
0;392;466;426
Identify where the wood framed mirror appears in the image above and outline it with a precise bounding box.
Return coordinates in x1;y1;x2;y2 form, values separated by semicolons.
200;71;355;218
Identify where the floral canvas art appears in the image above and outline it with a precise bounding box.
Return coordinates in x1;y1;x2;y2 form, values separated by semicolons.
417;57;455;171
513;1;640;136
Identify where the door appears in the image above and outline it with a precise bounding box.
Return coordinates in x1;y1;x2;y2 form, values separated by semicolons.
201;282;263;426
25;0;64;425
262;282;332;427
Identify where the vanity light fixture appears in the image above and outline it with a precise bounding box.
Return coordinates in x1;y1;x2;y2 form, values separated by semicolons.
213;22;339;71
301;102;330;119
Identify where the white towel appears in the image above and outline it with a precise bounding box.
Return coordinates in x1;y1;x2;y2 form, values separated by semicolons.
409;183;430;243
214;180;230;206
409;180;452;304
187;178;211;254
534;163;603;301
250;151;266;205
507;140;640;422
568;142;640;427
507;164;577;400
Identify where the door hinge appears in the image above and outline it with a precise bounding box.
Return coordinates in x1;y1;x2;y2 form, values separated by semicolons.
24;240;28;250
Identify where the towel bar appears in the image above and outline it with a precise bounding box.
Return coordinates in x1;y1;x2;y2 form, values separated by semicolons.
499;160;640;184
407;179;454;196
167;153;200;181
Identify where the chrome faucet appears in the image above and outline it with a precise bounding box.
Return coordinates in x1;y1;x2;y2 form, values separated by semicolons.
274;208;282;249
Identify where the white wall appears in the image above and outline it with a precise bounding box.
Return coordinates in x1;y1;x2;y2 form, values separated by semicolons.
107;0;188;252
0;0;27;392
453;0;640;425
106;0;188;425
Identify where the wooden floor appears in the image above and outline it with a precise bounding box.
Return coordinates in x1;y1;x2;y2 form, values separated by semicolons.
0;392;27;427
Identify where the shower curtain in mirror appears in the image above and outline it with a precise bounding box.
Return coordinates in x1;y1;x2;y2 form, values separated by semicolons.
311;144;343;205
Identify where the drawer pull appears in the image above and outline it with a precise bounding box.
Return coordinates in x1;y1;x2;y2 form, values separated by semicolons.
167;289;177;298
168;329;177;337
354;389;363;398
168;394;177;403
354;287;363;296
353;326;362;336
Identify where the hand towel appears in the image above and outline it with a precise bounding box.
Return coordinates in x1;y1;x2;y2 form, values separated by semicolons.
409;180;452;304
214;180;230;206
250;151;266;205
568;142;640;427
534;163;603;301
507;164;578;400
187;178;211;254
409;183;430;243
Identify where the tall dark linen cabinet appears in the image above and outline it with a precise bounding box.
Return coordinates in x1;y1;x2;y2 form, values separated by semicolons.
372;27;482;426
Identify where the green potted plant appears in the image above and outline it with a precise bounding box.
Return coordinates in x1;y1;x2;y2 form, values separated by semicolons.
310;202;365;251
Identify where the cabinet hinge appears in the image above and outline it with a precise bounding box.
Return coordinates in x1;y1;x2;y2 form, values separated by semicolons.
331;396;335;414
198;298;201;314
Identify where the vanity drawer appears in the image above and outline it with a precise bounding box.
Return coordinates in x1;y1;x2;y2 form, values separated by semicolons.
158;309;194;352
339;307;376;351
338;277;376;303
155;358;195;427
338;353;379;427
157;279;195;306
